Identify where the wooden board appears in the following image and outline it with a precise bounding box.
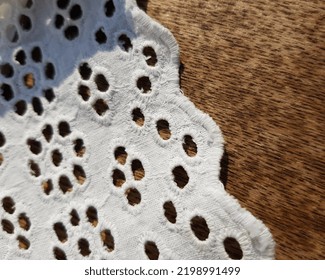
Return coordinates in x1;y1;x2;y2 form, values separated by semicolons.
138;0;325;259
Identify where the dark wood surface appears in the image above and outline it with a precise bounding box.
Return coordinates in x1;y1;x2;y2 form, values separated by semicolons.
138;0;325;259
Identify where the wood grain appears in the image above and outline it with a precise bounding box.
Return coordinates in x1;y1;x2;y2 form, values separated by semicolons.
139;0;325;259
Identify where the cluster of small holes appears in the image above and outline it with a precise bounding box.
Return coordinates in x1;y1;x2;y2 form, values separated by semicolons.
78;63;110;116
54;0;83;41
26;122;87;195
2;1;33;42
135;45;158;102
1;197;31;250
9;46;56;117
53;207;115;259
93;1;116;44
111;147;145;206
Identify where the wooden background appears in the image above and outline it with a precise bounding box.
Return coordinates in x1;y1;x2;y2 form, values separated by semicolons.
137;0;325;259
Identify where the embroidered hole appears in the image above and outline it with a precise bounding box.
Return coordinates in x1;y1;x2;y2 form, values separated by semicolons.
143;46;157;66
30;46;42;63
59;175;73;193
27;138;42;155
17;235;30;250
79;63;92;80
73;165;86;184
42;124;53;142
132;108;144;127
144;241;159;260
44;88;55;102
172;166;189;189
0;131;5;147
1;219;14;234
190;216;210;241
101;229;114;252
118;34;132;52
57;0;70;9
125;188;141;206
0;63;14;78
137;76;151;93
86;206;98;227
22;0;33;9
19;14;32;31
15;100;27;116
53;247;67;260
1;83;14;101
93;99;109;116
18;213;31;231
163;201;177;224
131;159;145;181
32;97;43;115
58;121;71;137
156;120;171;140
223;237;243;260
2;197;15;214
29;160;40;177
52;149;63;167
15;49;26;65
74;138;85;157
45;62;55;79
53;222;68;243
24;71;36;87
70;209;80;226
69;4;82;20
95;74;109;92
114;147;127;165
112;169;125;187
6;24;19;43
64;25;79;40
104;0;115;17
78;85;91;101
183;135;197;157
54;14;64;29
42;179;53;195
78;238;91;256
95;28;107;44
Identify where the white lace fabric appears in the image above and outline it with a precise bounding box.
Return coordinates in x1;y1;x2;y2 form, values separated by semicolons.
0;0;274;259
